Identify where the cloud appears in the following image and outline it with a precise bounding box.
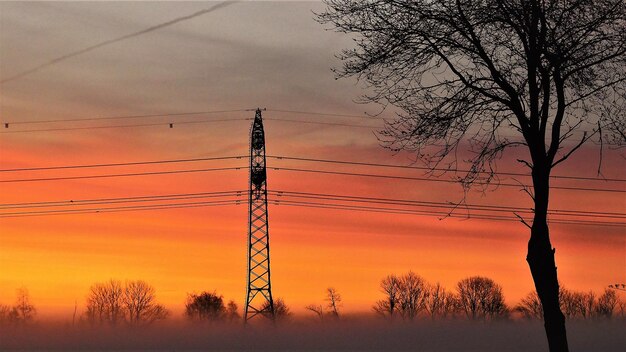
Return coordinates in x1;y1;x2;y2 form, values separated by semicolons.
0;1;238;84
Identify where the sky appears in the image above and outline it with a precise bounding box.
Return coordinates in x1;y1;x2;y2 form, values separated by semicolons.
0;1;624;319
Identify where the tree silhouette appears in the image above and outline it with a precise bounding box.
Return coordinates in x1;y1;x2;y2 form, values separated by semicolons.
373;272;430;320
594;289;618;319
0;304;11;325
397;272;429;320
456;276;508;320
517;286;621;320
373;275;401;318
559;288;586;319
425;282;457;319
12;288;36;324
305;304;325;321
326;288;342;319
578;291;596;319
261;298;291;321
86;280;124;326
185;291;226;322
515;290;544;319
226;300;240;322
122;281;168;326
318;1;625;350
1;288;37;325
85;279;168;326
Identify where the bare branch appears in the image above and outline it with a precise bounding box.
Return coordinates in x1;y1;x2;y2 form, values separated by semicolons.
514;212;532;229
551;131;591;168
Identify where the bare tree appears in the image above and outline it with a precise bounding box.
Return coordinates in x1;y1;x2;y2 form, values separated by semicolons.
226;300;240;322
426;283;457;319
578;291;596;319
0;304;11;325
318;1;625;350
396;272;429;320
456;276;508;320
616;299;626;320
185;291;226;322
86;279;167;326
86;280;124;326
515;291;543;319
594;289;618;319
123;280;168;326
326;287;342;319
520;287;621;320
11;288;36;324
305;304;325;321
373;272;430;320
559;288;598;320
373;275;401;318
261;298;291;322
559;288;581;319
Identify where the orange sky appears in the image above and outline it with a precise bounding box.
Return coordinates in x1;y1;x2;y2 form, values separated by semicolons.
0;1;624;319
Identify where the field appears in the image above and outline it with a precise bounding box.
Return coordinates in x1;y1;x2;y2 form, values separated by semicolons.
1;319;624;351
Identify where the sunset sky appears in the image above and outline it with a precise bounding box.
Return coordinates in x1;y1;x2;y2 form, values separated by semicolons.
0;1;624;319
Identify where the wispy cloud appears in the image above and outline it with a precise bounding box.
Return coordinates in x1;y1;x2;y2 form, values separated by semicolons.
0;1;238;84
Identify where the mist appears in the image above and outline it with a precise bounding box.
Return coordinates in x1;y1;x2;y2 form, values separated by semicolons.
1;318;624;351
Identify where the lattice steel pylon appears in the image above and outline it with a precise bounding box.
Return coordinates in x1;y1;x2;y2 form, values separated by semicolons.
244;108;275;323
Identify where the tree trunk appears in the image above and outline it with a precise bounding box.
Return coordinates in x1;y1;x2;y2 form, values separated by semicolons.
527;165;569;351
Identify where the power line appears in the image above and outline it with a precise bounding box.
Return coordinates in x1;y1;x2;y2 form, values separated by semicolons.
3;154;619;184
263;117;378;129
266;109;373;119
0;118;252;134
270;200;625;228
1;108;367;128
268;191;626;219
2;195;621;226
4;189;620;216
1;161;623;193
264;109;591;138
1;193;622;227
270;167;626;194
0;166;244;183
0;190;244;209
0;116;374;134
1;189;623;225
2;109;250;126
0;107;602;140
267;155;626;183
0;200;242;218
0;156;245;172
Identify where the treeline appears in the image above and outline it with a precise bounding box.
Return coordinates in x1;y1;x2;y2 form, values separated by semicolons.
371;273;506;320
184;291;240;322
84;280;169;326
0;288;36;326
370;272;625;321
184;291;291;323
1;275;623;326
515;287;622;320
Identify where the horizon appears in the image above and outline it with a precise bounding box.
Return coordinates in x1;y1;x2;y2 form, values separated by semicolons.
0;1;624;349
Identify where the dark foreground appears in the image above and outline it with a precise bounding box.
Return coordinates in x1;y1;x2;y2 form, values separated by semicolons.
1;319;624;351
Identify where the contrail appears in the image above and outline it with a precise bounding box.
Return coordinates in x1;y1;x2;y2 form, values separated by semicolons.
1;1;237;84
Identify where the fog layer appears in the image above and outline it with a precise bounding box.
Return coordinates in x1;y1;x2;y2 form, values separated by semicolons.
1;319;624;351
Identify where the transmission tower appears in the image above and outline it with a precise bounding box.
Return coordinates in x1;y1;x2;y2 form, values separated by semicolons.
244;108;275;323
